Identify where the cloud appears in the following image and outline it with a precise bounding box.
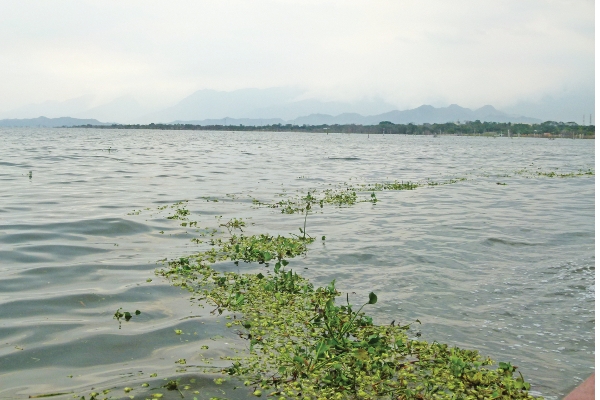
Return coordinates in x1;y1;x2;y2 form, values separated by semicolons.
0;0;593;117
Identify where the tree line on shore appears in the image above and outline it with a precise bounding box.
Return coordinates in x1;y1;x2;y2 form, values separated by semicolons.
77;120;595;136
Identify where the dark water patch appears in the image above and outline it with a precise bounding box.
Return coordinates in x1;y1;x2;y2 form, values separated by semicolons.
3;206;32;212
0;285;179;319
17;244;109;259
58;172;87;177
17;262;158;278
0;323;85;348
483;237;542;247
0;232;84;244
0;319;236;372
0;250;52;264
0;218;152;237
452;225;485;231
328;157;361;161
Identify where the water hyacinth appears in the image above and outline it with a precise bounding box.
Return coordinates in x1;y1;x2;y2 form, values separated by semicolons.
153;196;540;399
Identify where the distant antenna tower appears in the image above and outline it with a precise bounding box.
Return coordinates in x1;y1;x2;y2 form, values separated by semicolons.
590;114;592;125
583;114;585;126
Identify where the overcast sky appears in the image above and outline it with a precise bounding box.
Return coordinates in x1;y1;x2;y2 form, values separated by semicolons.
0;0;594;118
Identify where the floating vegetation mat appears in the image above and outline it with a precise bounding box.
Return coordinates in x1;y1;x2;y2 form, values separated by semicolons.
136;175;563;399
157;245;538;399
80;171;594;399
513;168;595;178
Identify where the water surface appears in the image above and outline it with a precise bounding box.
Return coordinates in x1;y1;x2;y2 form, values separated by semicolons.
0;129;594;399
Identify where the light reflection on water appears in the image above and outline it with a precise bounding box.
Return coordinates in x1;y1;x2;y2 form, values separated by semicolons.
0;128;594;399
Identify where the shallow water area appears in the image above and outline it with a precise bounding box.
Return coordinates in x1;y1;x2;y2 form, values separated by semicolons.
0;128;594;399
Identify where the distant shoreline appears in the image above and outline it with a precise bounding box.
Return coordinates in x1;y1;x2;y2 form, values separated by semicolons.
70;121;595;139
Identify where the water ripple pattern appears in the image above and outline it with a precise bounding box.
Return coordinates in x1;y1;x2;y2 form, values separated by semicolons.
0;128;594;399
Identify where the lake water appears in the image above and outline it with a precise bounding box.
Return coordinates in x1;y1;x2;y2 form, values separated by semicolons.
0;128;594;399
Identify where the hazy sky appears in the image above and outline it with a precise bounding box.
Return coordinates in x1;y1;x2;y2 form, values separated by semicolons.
0;0;594;115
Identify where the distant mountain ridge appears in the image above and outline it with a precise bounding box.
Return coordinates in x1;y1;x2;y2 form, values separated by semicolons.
0;116;108;127
141;88;395;123
1;86;590;123
0;104;541;127
174;104;541;126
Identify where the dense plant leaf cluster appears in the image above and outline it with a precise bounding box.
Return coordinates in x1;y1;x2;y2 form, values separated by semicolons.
157;245;539;399
142;172;599;399
155;221;539;399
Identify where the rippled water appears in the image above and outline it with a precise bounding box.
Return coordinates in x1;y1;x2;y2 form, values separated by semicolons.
0;128;594;399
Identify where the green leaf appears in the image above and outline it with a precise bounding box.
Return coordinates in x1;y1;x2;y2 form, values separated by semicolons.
368;292;378;304
354;348;369;361
293;356;305;365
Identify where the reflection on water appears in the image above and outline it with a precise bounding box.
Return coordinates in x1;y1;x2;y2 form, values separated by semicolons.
0;128;594;399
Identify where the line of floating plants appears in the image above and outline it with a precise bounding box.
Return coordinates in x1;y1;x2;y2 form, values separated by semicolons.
155;230;539;399
250;178;466;214
512;168;594;178
146;185;540;399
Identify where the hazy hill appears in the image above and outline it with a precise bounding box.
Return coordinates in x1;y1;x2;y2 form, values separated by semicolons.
74;95;149;123
355;104;540;124
140;87;303;123
2;86;589;124
175;104;540;126
1;95;94;119
0;116;107;127
138;88;396;123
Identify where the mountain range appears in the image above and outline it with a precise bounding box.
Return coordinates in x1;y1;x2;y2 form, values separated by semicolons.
0;103;541;128
174;104;540;126
0;87;561;127
0;116;107;127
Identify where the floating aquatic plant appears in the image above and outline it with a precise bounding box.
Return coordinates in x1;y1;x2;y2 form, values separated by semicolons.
157;245;539;399
113;308;141;329
134;175;547;399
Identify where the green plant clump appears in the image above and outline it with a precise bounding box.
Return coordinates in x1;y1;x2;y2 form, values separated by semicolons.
142;176;547;399
157;237;539;399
